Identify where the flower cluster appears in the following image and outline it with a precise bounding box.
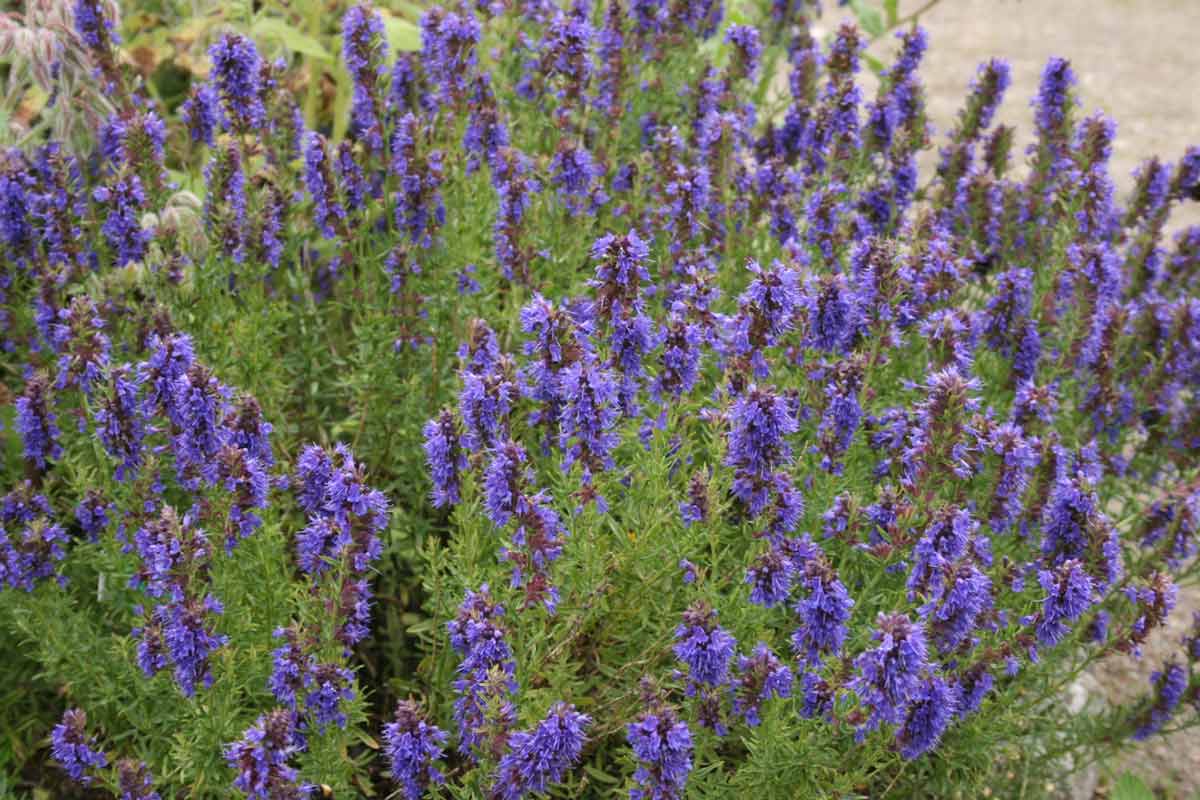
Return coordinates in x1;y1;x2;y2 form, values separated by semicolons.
627;697;693;800
383;700;448;800
447;585;518;760
628;681;696;800
850;613;930;731
207;34;267;133
294;443;389;646
224;710;312;799
116;759;162;800
731;642;794;726
343;4;390;153
50;709;108;784
673;601;737;690
15;371;62;469
0;482;68;591
51;708;163;797
490;703;591;800
268;626;357;732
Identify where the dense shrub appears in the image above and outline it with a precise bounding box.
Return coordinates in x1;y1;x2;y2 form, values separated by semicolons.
1;0;1200;797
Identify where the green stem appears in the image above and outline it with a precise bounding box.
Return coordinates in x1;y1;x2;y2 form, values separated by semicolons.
302;0;325;131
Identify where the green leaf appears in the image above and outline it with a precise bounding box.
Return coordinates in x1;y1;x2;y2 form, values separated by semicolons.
727;0;753;25
332;63;353;141
851;0;885;38
883;0;899;27
390;0;426;20
383;15;422;52
698;32;727;64
250;16;333;61
583;764;620;785
1112;772;1155;800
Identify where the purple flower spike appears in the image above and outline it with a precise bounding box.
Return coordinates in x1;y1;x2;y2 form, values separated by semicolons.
851;613;929;730
447;586;517;760
732;643;794;727
1;482;69;591
304;133;346;240
181;82;221;146
15;372;62;469
1034;560;1094;646
224;710;312;799
1133;662;1187;740
725;25;762;81
116;758;162;800
208;34;266;133
491;703;591;800
746;547;794;608
343;4;389;153
726;385;797;477
424;409;467;508
674;602;737;688
74;0;120;52
51;708;107;784
895;675;957;759
384;699;448;800
792;550;855;667
627;706;692;800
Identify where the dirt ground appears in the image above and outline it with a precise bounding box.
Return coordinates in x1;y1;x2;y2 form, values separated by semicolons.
853;1;1200;796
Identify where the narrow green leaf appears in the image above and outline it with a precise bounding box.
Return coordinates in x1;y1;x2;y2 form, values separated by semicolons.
583;764;621;785
727;0;752;25
250;16;333;61
851;0;885;37
332;61;352;141
1112;772;1155;800
383;15;422;53
390;0;426;20
883;0;899;27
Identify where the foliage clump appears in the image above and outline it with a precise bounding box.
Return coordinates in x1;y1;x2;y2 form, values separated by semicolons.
1;0;1200;797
